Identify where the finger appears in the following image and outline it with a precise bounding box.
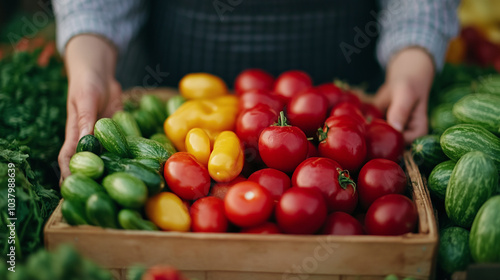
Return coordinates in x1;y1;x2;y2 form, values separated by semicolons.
402;98;428;144
75;89;99;139
386;83;417;133
102;80;123;117
58;103;79;183
373;84;391;114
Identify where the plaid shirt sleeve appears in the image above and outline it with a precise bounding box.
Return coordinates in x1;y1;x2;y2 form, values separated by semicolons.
52;0;148;55
377;0;460;71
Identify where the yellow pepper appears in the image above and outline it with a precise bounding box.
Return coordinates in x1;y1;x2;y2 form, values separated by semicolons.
179;73;228;99
145;192;191;232
185;128;211;166
164;95;239;151
208;131;244;183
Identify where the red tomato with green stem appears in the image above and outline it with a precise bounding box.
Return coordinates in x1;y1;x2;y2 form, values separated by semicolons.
365;194;417;236
357;159;407;209
209;175;246;200
164;152;210;200
273;70;313;104
234;69;275;95
275;187;327;234
365;119;404;162
315;83;344;110
224;181;274;228
240;222;281;234
248;168;291;202
318;122;367;173
361;103;384;121
324;115;366;135
238;89;284;114
190;197;228;233
286;88;329;137
329;102;365;121
292;157;358;214
321;212;364;235
258;111;308;173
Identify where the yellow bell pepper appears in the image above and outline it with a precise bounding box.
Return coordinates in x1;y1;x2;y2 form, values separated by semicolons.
179;73;228;99
164;95;239;151
185;128;211;166
208;131;244;183
145;192;191;232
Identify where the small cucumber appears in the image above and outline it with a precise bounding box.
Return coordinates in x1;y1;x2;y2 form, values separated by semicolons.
411;135;448;170
453;93;500;133
94;118;131;158
438;227;472;275
60;174;104;205
102;172;148;208
150;133;177;155
118;209;158;231
166;95;186;116
428;160;455;200
470;195;500;263
474;74;500;95
140;94;166;127
127;136;172;164
100;152;123;174
76;134;102;154
119;159;165;195
86;193;119;229
69;151;104;179
430;103;458;133
128;158;162;172
61;199;89;226
133;109;158;138
112;110;142;137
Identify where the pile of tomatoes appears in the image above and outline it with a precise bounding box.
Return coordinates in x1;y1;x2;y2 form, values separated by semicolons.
165;69;418;236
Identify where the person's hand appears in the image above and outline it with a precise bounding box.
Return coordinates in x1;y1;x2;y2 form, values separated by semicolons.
374;47;435;144
58;35;121;183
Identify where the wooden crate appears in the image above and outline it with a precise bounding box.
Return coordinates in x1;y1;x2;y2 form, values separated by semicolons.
45;151;438;280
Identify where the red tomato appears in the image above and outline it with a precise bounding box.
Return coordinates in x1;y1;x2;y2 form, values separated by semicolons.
164;152;210;200
236;104;278;160
286;88;329;137
240;222;281;234
329;102;366;121
273;70;313;104
361;103;384;121
190;197;228;233
306;141;319;158
357;159;407;209
315;83;344;110
321;212;364;235
238;89;284;114
276;187;327;234
258;112;308;173
324;115;366;135
365;194;417;236
224;181;274;227
234;68;275;95
142;266;187;280
209;175;246;200
318;123;367;172
248;168;291;202
339;91;362;108
292;157;358;214
365;119;404;162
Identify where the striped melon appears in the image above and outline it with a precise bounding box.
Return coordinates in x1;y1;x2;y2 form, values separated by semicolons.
453;94;500;133
474;74;500;95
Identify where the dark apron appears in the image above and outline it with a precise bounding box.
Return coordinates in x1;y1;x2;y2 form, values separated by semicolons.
120;0;382;91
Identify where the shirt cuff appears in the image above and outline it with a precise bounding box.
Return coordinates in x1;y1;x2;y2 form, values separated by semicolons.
377;27;449;71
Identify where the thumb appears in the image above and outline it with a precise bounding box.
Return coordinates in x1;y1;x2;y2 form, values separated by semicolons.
75;93;99;139
386;83;416;133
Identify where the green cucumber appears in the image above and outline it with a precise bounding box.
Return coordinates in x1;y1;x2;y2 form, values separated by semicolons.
445;151;498;228
119;159;165;195
102;172;148;208
112;110;142;137
428;160;455;200
440;124;500;170
61;199;89;226
437;227;472;275
474;74;500;95
453;93;500;133
100;152;123;174
94;118;131;158
470;195;500;263
411;135;448;170
438;84;472;104
118;209;158;231
140;94;166;126
76;134;102;155
166;95;186;116
127;136;172;164
69;151;104;179
133;109;158;138
430;103;459;134
128;158;162;172
60;174;104;205
150;133;177;155
85;193;119;229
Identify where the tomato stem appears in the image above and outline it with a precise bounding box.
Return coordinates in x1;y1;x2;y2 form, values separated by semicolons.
336;168;356;193
317;126;329;143
275;111;290;127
